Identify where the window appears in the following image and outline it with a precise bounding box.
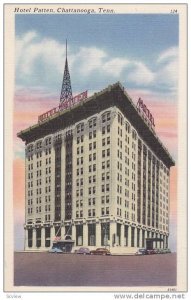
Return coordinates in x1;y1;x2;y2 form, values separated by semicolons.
107;160;110;168
89;120;93;129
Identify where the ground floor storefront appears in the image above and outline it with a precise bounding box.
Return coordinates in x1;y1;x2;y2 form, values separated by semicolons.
24;221;169;253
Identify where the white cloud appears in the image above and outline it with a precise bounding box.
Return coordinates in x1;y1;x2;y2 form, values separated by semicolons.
127;61;155;85
157;46;178;63
16;31;66;76
102;58;130;77
16;31;37;67
159;60;178;85
72;47;107;75
156;47;178;87
15;31;178;94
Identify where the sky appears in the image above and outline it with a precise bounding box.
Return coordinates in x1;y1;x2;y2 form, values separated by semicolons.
14;13;178;251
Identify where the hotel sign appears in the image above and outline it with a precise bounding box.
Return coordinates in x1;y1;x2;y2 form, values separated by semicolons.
38;90;88;123
136;97;155;128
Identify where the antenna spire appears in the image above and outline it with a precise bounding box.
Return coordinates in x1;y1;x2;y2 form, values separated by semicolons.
66;39;67;58
60;39;73;103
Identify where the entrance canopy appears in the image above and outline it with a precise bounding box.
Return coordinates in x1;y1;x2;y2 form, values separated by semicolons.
146;237;164;250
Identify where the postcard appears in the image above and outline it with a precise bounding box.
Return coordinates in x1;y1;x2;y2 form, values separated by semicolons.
3;2;188;296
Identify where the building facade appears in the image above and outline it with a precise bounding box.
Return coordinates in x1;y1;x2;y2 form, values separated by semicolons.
18;82;174;253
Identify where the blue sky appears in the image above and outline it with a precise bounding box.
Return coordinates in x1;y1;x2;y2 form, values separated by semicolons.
15;14;179;100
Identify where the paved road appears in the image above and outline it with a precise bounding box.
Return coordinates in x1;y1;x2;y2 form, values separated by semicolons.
14;252;176;287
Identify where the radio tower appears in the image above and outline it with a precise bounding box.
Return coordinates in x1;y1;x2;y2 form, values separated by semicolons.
60;39;73;103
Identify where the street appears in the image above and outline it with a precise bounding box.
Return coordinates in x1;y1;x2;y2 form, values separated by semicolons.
14;252;176;287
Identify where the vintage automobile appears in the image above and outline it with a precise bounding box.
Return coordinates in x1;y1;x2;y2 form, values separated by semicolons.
48;247;63;254
76;247;90;255
135;248;148;255
90;248;111;255
147;249;156;255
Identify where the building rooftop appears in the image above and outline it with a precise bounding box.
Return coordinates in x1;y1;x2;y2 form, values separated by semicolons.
17;81;175;168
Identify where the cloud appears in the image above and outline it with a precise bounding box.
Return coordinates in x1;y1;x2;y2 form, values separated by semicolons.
15;31;178;96
156;60;178;87
157;46;178;63
155;47;178;88
16;33;66;76
72;47;107;75
102;57;130;77
127;61;155;85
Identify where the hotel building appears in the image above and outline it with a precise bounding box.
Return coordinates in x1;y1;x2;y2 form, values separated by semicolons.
17;45;175;253
18;81;175;253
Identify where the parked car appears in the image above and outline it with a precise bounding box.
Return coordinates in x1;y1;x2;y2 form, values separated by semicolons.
153;249;160;254
163;248;171;254
49;247;63;254
157;248;164;254
135;248;148;255
147;249;156;255
76;247;90;255
90;248;111;255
